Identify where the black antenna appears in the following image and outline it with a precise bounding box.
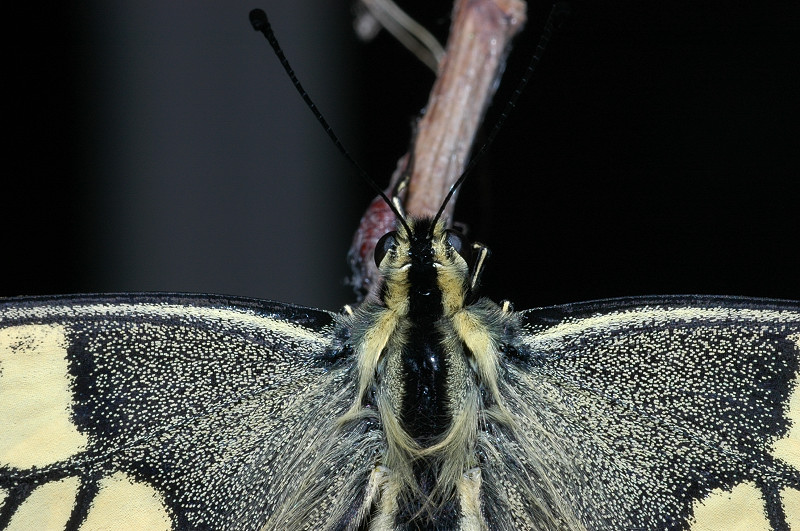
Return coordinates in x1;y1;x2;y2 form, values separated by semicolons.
249;8;412;235
431;2;570;230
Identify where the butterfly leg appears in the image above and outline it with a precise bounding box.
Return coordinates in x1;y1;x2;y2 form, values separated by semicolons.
457;467;486;530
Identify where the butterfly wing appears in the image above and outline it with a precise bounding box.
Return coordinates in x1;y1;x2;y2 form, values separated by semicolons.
0;293;363;531
494;295;800;530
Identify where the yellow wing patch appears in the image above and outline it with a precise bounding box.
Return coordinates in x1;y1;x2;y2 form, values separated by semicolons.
5;476;81;531
774;333;800;527
0;324;88;467
80;472;172;531
782;488;800;529
772;382;800;470
691;482;770;531
774;333;800;471
2;473;172;531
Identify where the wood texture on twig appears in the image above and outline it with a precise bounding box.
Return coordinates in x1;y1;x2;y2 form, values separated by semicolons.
349;0;527;298
404;0;525;220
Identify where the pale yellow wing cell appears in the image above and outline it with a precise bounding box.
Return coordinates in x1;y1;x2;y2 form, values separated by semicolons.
773;333;800;528
691;482;770;531
772;383;800;470
782;487;800;529
0;325;88;467
774;334;800;470
5;476;80;531
79;472;172;531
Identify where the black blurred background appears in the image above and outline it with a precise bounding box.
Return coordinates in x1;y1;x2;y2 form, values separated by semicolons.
5;1;799;310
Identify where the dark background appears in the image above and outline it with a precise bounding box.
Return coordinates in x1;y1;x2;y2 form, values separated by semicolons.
5;1;799;310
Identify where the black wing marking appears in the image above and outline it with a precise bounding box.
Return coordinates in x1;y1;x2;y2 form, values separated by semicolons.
0;293;362;530
499;295;800;530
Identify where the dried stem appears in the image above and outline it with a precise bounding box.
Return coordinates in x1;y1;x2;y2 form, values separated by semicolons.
349;0;527;298
404;0;526;220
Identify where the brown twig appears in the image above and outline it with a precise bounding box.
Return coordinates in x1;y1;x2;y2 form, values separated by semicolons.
405;0;526;219
348;0;527;299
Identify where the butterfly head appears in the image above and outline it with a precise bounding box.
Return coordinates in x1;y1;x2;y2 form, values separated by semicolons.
373;218;477;315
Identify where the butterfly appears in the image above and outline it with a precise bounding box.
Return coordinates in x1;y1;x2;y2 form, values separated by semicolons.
3;4;799;531
2;275;799;529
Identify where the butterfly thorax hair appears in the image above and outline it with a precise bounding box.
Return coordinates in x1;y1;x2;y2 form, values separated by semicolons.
339;217;520;526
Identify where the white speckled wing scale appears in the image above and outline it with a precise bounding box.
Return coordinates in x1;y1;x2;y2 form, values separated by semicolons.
504;295;800;530
0;294;352;531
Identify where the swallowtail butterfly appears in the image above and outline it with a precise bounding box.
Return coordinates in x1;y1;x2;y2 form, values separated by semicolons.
2;3;798;530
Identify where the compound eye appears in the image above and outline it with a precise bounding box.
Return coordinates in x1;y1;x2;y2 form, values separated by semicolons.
445;229;471;262
374;231;398;268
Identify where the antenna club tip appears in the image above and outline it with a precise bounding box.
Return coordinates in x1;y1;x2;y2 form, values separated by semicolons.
249;9;269;31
